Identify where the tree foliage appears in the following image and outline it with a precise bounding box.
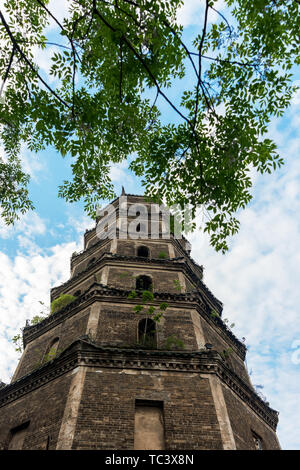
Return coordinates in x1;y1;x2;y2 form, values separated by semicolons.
0;0;299;251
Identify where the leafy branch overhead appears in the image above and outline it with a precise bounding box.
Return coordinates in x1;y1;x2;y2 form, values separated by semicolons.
0;1;299;251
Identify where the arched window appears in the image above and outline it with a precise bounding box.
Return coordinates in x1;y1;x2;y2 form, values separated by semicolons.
43;337;59;363
138;318;156;348
136;275;153;291
137;246;149;258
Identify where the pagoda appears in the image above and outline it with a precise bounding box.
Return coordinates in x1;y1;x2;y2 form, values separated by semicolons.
0;192;281;450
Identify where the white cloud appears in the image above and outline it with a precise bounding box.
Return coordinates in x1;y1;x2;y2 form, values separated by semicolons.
0;210;92;384
20;149;46;181
44;0;71;32
0;0;299;449
186;84;300;449
109;160;134;185
0;212;46;240
32;44;61;85
177;0;226;27
66;213;95;235
0;240;80;384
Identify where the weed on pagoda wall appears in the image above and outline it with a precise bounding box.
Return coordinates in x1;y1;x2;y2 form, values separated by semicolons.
127;289;185;350
11;295;76;354
50;294;76;314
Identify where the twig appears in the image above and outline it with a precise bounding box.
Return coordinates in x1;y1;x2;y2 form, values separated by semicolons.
34;0;82;63
0;9;69;108
119;38;123;102
200;53;260;68
210;5;232;38
194;0;210;126
92;1;204;190
146;89;159;129
121;0;199;78
92;3;193;129
0;45;15;97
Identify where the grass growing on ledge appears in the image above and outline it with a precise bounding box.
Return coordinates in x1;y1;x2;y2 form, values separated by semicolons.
51;294;76;314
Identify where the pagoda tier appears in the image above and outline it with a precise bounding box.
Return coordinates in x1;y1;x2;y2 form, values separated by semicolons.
0;193;280;450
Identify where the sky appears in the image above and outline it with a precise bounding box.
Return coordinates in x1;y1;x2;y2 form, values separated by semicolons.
0;0;300;450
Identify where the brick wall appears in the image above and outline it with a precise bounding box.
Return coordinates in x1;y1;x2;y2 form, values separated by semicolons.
72;369;223;450
14;308;90;381
0;373;73;450
96;306;138;346
116;240;171;259
96;305;197;350
108;266;185;294
222;384;280;449
160;310;198;350
199;315;252;386
72;240;111;277
0;195;281;451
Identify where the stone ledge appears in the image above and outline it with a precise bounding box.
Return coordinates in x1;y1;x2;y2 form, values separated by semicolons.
0;339;278;431
52;252;222;315
22;284;246;358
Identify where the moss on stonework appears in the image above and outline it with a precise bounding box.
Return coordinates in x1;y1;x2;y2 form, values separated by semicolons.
51;294;76;314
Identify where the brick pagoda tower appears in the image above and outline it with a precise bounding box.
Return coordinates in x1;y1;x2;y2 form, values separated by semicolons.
0;192;281;450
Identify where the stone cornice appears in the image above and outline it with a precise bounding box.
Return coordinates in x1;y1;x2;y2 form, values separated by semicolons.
75;230;204;284
80;193;206;290
71;238;110;267
24;283;246;358
0;340;278;431
53;252;222;314
73;232;192;268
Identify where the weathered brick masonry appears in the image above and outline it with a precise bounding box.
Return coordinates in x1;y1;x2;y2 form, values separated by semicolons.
0;193;281;450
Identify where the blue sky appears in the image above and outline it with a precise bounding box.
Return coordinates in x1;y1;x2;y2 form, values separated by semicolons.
0;0;300;450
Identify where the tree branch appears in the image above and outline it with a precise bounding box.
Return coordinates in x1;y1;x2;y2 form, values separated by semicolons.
146;89;159;129
0;9;69;108
92;3;193;129
200;53;261;68
121;0;199;78
0;45;15;97
92;1;204;191
34;0;82;63
119;38;123;102
34;0;95;119
209;5;233;38
194;0;210;125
